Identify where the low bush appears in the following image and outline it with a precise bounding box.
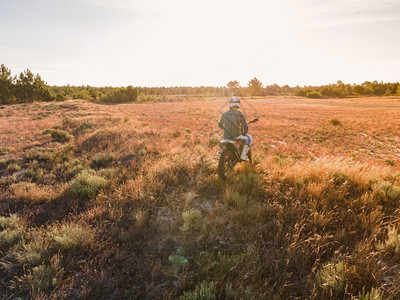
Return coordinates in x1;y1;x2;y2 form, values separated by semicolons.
330;118;341;126
358;287;383;300
18;254;64;294
6;162;21;173
180;209;207;232
377;226;400;254
8;235;46;268
79;120;94;132
0;215;25;251
316;260;346;296
223;191;247;209
25;147;53;162
43;129;73;143
0;158;13;169
172;130;181;138
62;117;79;128
69;170;108;199
306;91;323;99
90;153;114;169
81;130;122;152
370;179;400;202
49;223;95;251
179;281;216;300
331;171;351;185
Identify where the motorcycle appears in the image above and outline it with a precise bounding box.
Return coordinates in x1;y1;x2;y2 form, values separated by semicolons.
218;118;259;180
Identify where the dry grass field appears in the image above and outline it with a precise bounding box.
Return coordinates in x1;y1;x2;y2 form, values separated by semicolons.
1;96;400;299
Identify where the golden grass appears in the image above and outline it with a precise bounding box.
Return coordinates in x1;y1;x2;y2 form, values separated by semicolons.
1;96;400;299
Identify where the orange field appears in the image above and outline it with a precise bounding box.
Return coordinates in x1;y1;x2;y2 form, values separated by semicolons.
0;97;400;299
1;96;399;166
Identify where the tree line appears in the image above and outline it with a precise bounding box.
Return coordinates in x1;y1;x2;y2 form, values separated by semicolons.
1;64;400;104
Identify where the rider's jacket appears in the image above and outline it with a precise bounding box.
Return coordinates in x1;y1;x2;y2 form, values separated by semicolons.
218;108;249;139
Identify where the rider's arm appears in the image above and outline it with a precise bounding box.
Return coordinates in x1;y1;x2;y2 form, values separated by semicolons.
240;113;249;135
218;114;225;129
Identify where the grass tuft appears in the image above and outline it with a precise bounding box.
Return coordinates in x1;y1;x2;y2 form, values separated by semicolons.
43;129;73;143
316;261;346;296
49;223;96;250
180;209;207;232
90;153;114;169
223;191;247;209
179;281;216;300
330;118;341;126
17;254;64;293
69;170;108;199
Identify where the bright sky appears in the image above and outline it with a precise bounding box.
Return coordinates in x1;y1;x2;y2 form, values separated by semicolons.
1;0;399;87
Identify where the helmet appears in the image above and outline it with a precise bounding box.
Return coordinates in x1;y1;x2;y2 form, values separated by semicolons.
229;97;240;109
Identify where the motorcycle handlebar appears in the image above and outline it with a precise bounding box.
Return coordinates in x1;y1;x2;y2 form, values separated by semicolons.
248;117;259;124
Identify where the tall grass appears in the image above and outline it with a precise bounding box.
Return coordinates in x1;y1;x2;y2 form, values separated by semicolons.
1;99;400;299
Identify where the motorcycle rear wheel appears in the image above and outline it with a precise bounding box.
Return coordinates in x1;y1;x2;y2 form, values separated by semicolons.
218;149;237;180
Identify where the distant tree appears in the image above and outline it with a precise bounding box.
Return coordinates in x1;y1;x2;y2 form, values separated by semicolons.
248;77;263;96
227;80;240;96
320;86;341;98
0;64;14;103
294;87;308;97
265;84;280;96
32;73;53;101
14;69;35;102
14;69;52;102
74;89;93;100
281;84;293;95
353;85;365;95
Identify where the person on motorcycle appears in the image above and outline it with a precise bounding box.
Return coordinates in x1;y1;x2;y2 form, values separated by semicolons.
218;97;252;161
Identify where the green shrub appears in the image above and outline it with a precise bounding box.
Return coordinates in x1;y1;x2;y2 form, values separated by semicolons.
316;261;346;296
223;192;247;209
0;149;9;156
23;168;44;181
179;281;216;300
180;209;207;232
208;137;219;147
370;179;400;201
10;235;46;267
24;147;53;162
0;158;12;169
235;171;261;195
383;158;395;166
98;168;116;179
358;287;383;300
172;130;181;138
331;171;351;185
377;226;400;253
6;162;21;173
18;254;64;293
69;170;108;199
79;120;94;132
62;117;79;128
50;130;73;143
49;223;95;250
330;118;341;126
90;153;114;169
306;91;323;99
0;215;25;250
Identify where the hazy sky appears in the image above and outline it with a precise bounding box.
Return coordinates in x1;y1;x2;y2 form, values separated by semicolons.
1;0;399;87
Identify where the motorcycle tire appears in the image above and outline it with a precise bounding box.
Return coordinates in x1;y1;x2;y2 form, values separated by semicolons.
218;149;237;180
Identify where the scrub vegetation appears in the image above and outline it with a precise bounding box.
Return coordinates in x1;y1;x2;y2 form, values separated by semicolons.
0;97;400;299
2;64;400;104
